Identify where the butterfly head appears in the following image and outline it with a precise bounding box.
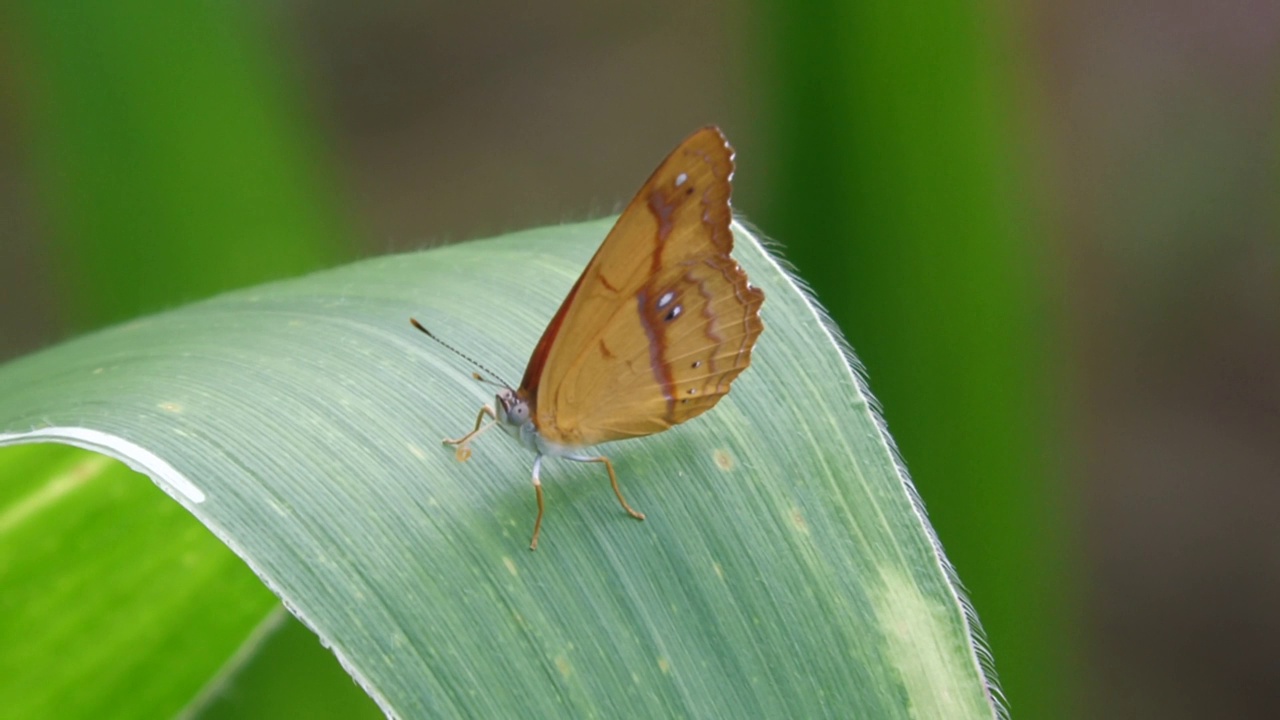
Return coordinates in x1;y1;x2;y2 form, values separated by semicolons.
494;386;531;427
493;385;548;454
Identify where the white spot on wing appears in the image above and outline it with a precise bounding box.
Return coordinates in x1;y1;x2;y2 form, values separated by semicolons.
657;291;676;309
675;172;688;187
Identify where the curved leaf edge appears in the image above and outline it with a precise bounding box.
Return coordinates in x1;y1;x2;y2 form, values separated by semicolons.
737;219;1005;719
0;429;393;714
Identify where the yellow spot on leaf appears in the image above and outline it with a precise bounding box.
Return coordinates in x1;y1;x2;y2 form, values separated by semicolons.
503;556;518;577
713;449;734;471
873;569;990;718
791;507;809;534
657;656;671;674
555;654;573;679
158;402;183;413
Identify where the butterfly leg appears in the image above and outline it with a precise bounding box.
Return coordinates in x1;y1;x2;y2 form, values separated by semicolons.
569;455;646;522
529;454;545;551
443;405;497;462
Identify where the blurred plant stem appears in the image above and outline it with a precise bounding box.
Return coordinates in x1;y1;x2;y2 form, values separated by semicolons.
753;1;1078;715
7;0;352;330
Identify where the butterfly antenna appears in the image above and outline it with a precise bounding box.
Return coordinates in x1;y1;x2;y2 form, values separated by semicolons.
409;318;514;388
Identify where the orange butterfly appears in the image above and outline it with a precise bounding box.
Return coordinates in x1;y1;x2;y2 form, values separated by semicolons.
413;126;764;549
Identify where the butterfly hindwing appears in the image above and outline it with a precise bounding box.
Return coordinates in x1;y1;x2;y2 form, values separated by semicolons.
522;126;764;447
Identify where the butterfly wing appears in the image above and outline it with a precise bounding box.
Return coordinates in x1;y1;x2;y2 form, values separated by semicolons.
520;126;765;447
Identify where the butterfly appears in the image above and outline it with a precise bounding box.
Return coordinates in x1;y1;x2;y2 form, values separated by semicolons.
412;126;764;549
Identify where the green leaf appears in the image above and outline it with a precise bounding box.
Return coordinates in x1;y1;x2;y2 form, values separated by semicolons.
0;443;281;717
0;219;998;718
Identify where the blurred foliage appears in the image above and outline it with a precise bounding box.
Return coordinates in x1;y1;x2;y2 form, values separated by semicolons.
753;0;1076;716
8;0;351;330
4;1;366;717
0;444;285;718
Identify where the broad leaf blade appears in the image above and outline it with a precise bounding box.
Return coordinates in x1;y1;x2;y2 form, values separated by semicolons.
0;219;997;718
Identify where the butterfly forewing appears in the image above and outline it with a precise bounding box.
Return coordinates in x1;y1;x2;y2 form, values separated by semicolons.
523;126;764;447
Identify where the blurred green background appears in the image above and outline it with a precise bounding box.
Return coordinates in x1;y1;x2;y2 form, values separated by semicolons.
1;1;1276;718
